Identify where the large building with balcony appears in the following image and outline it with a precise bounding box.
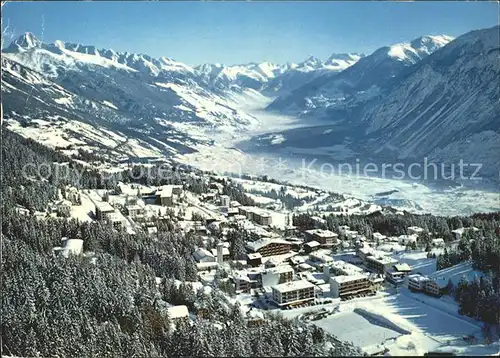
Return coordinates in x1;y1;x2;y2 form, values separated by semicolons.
95;201;115;221
408;274;431;291
304;229;338;247
365;255;399;274
156;185;173;206
246;238;292;257
238;206;273;226
330;275;372;300
424;280;441;297
357;246;398;274
323;260;365;280
261;265;294;287
271;280;316;308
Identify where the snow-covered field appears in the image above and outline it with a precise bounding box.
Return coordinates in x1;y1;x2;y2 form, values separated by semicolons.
308;292;492;356
69;192;95;222
314;310;403;350
391;251;437;276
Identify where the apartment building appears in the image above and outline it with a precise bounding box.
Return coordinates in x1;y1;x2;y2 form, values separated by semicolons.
255;212;272;226
95;201;115;221
107;213;125;230
304;240;321;254
408;274;431;291
304;229;338;247
356;247;373;262
246;252;262;267
357;246;398;274
385;269;406;284
309;251;334;265
246;310;265;327
220;195;231;207
366;255;398;274
424;280;441;296
323;260;365;281
210;246;230;262
171;185;183;196
155;186;173;206
64;186;82;205
261;265;294;287
238;206;273;226
271;280;316;308
246;238;292;257
125;204;144;218
233;276;255;293
330;275;372;299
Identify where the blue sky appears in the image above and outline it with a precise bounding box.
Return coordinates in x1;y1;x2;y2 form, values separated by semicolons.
2;1;498;66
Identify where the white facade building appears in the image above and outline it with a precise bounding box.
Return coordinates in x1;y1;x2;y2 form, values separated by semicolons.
271;280;316;307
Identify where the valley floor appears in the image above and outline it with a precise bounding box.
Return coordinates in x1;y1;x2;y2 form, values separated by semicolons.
175;98;500;216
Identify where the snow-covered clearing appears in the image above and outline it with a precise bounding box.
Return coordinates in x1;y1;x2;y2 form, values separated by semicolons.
391;251;437;276
309;292;490;356
314;310;403;349
69;193;95;222
428;261;484;286
246;193;276;205
232;177;319;199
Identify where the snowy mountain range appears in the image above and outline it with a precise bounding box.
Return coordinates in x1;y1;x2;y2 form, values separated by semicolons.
267;35;454;116
2;33;267;160
1;32;364;160
196;53;363;95
244;26;500;180
2;27;499;181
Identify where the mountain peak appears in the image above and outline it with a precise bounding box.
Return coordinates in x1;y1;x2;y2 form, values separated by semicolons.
410;34;454;52
297;56;323;70
382;34;453;63
303;55;322;64
327;53;365;62
6;32;42;52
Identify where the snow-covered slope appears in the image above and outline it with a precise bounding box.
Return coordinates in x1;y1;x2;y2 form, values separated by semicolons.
362;27;500;177
1;33;367;162
1;33;268;161
267;35;453;117
1;56;203;161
